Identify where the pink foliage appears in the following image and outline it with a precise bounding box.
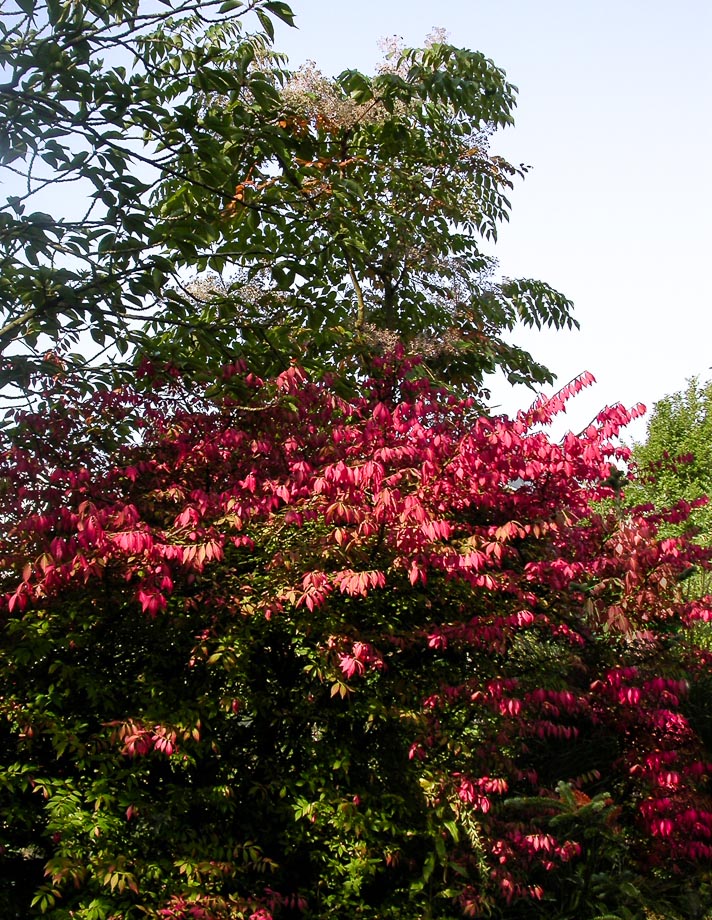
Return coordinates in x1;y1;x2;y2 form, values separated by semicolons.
2;355;712;914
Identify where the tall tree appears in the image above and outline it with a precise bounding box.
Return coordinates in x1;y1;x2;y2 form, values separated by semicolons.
1;1;574;404
148;40;577;389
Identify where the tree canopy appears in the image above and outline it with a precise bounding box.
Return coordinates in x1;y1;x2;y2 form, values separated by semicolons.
0;0;294;396
1;0;575;404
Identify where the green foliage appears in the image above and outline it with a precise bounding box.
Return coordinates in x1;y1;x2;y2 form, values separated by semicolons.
150;40;576;389
1;2;575;405
0;0;294;400
629;378;712;594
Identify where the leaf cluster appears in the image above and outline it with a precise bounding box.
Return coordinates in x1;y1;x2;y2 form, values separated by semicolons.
1;363;711;919
0;0;294;401
1;2;575;407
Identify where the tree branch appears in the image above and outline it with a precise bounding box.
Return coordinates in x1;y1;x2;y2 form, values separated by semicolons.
0;307;37;349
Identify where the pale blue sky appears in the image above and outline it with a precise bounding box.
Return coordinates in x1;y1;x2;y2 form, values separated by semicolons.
275;1;712;440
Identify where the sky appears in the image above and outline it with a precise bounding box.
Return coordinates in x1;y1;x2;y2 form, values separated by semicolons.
273;0;712;442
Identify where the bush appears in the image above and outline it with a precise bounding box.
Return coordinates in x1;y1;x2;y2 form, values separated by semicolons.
1;357;711;919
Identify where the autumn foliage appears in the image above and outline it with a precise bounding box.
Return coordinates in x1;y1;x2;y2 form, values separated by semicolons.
1;355;712;918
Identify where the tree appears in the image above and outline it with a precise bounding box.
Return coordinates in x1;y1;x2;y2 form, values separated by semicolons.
1;0;575;404
0;0;295;399
148;40;577;390
2;358;712;919
629;378;712;540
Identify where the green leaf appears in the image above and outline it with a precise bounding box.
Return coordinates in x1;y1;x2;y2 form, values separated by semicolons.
256;9;275;42
264;1;295;27
422;852;436;882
